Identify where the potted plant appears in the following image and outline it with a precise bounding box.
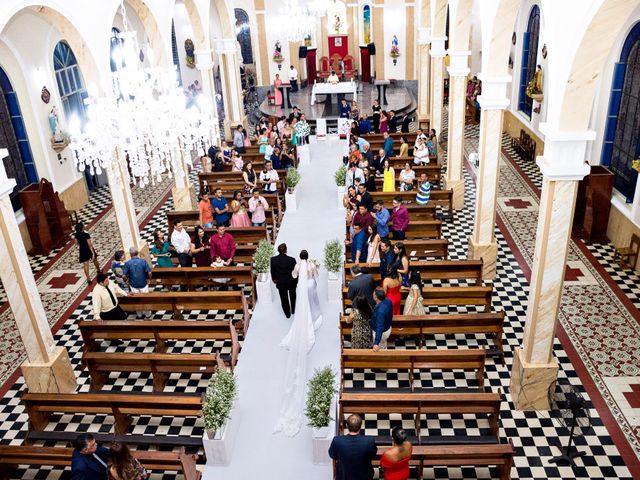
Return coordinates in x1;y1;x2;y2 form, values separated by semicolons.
253;239;274;303
305;366;337;464
335;165;347;208
285;167;301;212
202;370;239;465
324;239;343;301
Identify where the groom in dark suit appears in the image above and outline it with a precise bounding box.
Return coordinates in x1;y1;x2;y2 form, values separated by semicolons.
329;414;377;480
270;243;298;318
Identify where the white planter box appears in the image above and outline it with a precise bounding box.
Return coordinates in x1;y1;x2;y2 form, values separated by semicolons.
337;186;346;209
203;402;242;466
285;190;297;212
327;275;342;302
255;276;273;304
311;395;337;465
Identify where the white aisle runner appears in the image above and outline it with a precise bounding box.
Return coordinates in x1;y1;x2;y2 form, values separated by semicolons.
203;136;345;479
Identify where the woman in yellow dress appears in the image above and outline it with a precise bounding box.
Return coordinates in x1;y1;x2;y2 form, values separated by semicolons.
382;159;395;192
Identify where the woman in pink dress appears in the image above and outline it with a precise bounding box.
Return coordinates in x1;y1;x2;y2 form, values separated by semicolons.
379;110;389;134
230;191;251;227
274;74;283;107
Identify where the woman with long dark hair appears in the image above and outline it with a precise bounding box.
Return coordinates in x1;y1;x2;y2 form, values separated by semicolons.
190;226;211;267
403;270;425;316
393;242;410;287
346;293;373;349
108;442;148;480
75;222;100;283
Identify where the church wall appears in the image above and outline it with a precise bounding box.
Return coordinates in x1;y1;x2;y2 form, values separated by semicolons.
382;0;407;79
172;1;203;89
468;0;482;78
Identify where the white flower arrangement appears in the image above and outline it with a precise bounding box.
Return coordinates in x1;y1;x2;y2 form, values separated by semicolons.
305;366;336;429
253;239;274;274
323;239;343;274
202;370;237;436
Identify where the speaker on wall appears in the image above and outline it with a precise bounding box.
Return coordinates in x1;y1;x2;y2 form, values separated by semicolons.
298;46;308;58
368;43;376;55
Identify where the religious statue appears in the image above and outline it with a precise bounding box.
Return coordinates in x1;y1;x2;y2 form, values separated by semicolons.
48;107;59;137
184;39;195;69
390;35;401;65
273;41;284;69
526;64;543;97
334;14;341;34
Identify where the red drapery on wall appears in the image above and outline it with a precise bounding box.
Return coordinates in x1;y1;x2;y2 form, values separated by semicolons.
328;35;349;59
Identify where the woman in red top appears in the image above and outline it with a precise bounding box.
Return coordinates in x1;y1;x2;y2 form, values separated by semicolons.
382;265;402;316
380;426;412;480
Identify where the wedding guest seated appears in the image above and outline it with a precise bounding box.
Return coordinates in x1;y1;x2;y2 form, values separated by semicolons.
92;273;128;321
413;138;430;165
210;225;236;267
359;113;372;134
380;427;413;480
373;148;387;175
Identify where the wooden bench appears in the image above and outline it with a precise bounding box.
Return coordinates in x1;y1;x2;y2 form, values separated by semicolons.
0;446;201;480
340;348;486;388
342;286;493;311
347;204;437;222
340;312;505;355
370;190;454;216
344;260;483;284
347;220;443;240
83;352;226;391
466;97;480;124
119;291;250;321
339;391;501;439
79;319;239;354
345;239;449;261
511;129;536;163
373;443;515;480
22;391;202;434
166;212;272;240
198;172;286;197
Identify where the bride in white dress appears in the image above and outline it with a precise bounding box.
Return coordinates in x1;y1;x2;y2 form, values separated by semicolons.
274;251;323;437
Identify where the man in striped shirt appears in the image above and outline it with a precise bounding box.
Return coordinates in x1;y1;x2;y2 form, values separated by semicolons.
416;174;431;206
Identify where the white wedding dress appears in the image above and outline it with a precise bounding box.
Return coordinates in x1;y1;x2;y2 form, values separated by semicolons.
274;260;323;437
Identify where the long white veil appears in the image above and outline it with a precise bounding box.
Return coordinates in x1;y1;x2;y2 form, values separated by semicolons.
274;259;313;436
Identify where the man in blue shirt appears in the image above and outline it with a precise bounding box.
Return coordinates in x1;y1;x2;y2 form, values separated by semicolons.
339;99;351;118
350;224;368;264
383;132;394;158
123;246;152;318
211;188;230;226
359;114;372;134
370;288;393;350
374;200;390;238
356;136;370;153
379;239;395;279
71;433;110;480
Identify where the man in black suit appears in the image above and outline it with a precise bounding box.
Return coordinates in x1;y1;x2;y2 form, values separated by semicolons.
71;433;109;480
372;148;386;175
357;183;374;212
328;414;377;480
270;243;298;318
362;143;374;166
388;110;398;133
347;265;376;308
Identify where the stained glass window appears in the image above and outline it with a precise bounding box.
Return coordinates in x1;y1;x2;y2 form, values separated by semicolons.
518;5;540;118
234;9;253;65
363;5;371;44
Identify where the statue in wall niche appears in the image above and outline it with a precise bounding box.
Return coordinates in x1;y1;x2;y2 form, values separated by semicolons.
48;107;65;144
334;14;341;34
185;38;196;69
526;64;543;98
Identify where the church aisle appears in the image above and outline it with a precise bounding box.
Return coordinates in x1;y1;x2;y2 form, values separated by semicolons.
203;136;345;479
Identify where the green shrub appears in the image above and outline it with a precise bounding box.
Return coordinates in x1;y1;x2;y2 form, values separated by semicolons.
305;366;336;428
286;168;301;190
334;165;347;187
253;239;274;274
202;370;237;435
323;239;343;274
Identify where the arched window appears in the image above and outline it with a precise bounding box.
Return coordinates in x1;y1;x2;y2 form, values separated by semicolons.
0;67;37;210
234;9;253;65
363;5;371;44
53;41;88;127
518;5;540;118
601;23;640;202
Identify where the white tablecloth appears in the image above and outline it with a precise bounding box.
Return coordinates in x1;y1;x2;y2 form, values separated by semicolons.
310;82;357;105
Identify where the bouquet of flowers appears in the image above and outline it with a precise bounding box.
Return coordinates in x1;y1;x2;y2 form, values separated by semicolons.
294;120;311;138
390;44;401;58
310;259;321;270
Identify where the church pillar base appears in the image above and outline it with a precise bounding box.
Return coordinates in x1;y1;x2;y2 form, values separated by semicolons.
21;346;77;394
509;347;558;411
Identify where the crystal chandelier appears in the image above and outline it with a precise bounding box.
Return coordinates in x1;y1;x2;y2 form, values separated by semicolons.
69;2;218;187
279;0;327;42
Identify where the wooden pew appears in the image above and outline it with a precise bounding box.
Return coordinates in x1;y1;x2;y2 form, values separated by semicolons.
82;352;226;391
119;291;250;321
346;220;442;240
346;204;437;222
164;210;276;247
340;312;506;355
340;348;486;387
198;172;286;197
22;391;202;434
79;319;239;354
341;286;493;311
344;260;483;284
361;132;418;143
373;443;515;480
345;239;449;261
370;190;454;216
338;391;501;439
0;446;201;480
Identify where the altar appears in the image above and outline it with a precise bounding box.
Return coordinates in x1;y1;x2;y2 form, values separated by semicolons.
310;81;357;105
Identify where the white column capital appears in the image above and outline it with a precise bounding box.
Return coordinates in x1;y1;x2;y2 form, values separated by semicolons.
0;150;17;199
536;124;595;181
476;74;512;110
447;50;470;77
418;27;431;45
195;49;215;70
215;38;237;55
430;37;447;57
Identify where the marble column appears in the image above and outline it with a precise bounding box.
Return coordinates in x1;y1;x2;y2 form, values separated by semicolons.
349;3;360;71
444;51;470;210
404;0;415;81
429;37;446;138
216;38;246;140
468;76;511;279
254;0;269;86
510;128;593;410
171;149;196;211
0;152;76;393
417;27;431;127
107;151;150;263
373;0;385;80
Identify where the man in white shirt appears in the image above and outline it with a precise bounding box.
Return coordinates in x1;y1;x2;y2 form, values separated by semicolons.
260;161;280;193
346;165;365;187
288;65;298;92
92;273;128;320
264;140;274;161
327;71;340;85
170;221;192;267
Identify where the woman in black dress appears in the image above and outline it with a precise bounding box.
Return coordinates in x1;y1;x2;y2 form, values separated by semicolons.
75;222;100;283
372;99;381;133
